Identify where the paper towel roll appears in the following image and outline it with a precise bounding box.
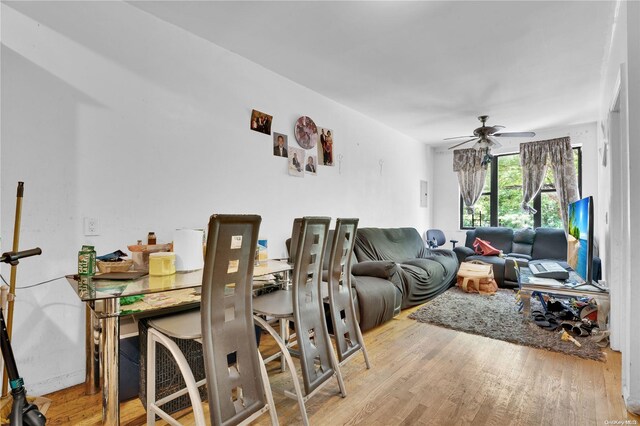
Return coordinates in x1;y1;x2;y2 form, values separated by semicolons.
174;229;204;271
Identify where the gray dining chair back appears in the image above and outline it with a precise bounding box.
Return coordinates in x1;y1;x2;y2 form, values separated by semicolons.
287;218;303;263
201;214;266;425
292;216;337;395
327;218;371;367
146;213;277;426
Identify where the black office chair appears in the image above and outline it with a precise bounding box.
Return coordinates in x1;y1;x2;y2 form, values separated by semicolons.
425;229;457;249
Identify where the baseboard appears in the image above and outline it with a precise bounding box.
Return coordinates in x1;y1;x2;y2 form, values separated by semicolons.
26;370;85;396
624;394;640;415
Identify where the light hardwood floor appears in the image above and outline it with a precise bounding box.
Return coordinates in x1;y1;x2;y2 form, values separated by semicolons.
44;307;640;425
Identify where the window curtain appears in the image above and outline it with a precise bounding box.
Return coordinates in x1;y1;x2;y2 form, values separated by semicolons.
453;148;489;214
548;138;580;230
519;142;549;214
519;137;580;232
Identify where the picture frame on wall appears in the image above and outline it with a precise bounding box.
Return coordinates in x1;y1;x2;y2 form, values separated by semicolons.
288;146;305;177
305;155;317;175
250;109;273;135
273;133;288;157
317;127;334;166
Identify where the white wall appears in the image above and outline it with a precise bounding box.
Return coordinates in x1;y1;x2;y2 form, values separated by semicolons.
0;2;433;394
598;0;640;415
624;1;640;413
431;122;599;245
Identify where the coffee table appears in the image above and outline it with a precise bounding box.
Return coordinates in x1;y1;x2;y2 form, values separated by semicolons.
518;266;610;331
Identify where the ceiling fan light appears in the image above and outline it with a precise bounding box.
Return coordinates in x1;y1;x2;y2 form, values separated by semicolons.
475;139;490;149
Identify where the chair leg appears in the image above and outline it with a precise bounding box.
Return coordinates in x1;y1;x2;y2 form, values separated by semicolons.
326;339;347;398
147;328;207;426
147;328;157;426
350;296;371;369
257;350;280;426
254;315;309;426
353;323;371;369
279;319;288;373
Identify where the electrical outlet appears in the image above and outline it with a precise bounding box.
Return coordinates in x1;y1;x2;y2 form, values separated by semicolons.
84;217;99;236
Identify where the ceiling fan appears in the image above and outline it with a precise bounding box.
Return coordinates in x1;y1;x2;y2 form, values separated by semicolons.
446;115;536;151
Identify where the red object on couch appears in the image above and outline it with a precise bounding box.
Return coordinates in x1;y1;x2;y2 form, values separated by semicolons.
473;237;502;256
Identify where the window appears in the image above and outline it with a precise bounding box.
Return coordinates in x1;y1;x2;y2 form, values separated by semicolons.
460;162;492;228
460;147;582;229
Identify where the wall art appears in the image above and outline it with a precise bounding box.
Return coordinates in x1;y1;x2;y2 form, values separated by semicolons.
317;127;334;166
294;116;318;149
250;109;272;135
273;132;288;157
305;155;318;175
288;146;305;178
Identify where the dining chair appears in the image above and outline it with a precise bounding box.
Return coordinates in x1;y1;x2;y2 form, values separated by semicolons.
253;216;346;426
145;214;279;426
326;218;371;368
287;218;302;263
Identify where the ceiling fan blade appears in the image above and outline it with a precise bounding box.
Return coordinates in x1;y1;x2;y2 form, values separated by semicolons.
492;125;505;129
493;131;536;138
490;138;502;149
448;138;478;150
444;135;475;140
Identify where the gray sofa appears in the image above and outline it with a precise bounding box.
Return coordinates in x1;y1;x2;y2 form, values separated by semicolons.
288;231;402;332
453;227;569;288
290;227;458;331
353;227;459;309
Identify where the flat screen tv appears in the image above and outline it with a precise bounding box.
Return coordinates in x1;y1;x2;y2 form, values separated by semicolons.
567;196;594;284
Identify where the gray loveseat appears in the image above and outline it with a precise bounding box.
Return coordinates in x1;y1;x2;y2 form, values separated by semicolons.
288;231;402;332
291;227;458;331
353;227;459;310
453;227;569;288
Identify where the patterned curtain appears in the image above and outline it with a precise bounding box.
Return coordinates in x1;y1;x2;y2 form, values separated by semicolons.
453;148;489;214
519;142;549;214
519;137;580;232
548;138;580;230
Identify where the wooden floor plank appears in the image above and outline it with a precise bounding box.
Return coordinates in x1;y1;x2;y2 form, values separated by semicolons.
43;305;640;425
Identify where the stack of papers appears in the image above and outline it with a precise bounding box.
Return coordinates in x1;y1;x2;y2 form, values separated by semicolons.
527;277;565;287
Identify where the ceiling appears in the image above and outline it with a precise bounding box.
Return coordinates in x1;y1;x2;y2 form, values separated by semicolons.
131;1;616;146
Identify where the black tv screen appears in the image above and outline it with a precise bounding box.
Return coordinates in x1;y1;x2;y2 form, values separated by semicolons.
567;196;594;283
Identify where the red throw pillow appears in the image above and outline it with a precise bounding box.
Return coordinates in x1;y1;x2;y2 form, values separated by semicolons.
473;237;502;256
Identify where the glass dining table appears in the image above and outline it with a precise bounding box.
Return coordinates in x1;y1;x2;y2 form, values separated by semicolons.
66;259;292;426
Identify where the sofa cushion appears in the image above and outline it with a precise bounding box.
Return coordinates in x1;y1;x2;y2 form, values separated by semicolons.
511;228;536;256
394;261;449;308
531;228;567;260
351;261;397;280
351;275;400;331
471;227;514;254
355;228;424;262
418;249;460;284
